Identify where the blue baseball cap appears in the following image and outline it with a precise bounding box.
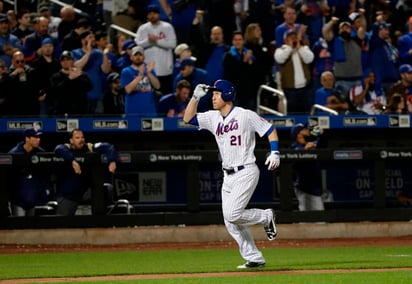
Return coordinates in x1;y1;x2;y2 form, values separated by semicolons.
290;123;306;140
122;39;136;51
0;13;8;23
23;128;42;138
177;57;196;70
147;5;160;13
399;64;412;74
41;38;54;46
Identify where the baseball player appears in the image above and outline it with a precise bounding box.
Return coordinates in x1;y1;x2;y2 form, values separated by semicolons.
183;79;280;269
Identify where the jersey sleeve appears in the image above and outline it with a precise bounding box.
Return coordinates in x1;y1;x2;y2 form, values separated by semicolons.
248;110;273;137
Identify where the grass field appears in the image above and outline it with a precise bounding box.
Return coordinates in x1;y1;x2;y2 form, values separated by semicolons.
1;244;412;283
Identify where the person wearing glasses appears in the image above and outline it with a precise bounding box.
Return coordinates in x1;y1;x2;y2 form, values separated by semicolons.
1;51;41;115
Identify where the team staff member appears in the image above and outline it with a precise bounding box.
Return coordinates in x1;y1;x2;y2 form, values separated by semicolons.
290;123;325;211
183;79;280;269
54;129;117;216
8;128;50;216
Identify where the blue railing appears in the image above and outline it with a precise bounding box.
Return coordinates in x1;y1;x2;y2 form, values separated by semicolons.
0;114;411;133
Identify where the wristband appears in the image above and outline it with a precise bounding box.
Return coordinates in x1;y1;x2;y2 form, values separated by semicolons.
270;141;279;152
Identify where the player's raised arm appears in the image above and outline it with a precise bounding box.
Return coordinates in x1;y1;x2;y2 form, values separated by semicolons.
183;84;208;123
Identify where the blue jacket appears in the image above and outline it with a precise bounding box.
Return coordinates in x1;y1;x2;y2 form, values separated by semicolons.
291;141;323;196
54;142;117;202
8;142;49;209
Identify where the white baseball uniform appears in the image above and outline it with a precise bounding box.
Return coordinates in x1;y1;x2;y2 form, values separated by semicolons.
196;106;274;263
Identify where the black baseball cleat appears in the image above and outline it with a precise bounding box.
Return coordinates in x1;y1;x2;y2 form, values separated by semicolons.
237;261;266;269
264;209;277;241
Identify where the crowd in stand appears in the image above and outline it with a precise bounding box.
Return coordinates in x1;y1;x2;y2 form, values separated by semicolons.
1;0;412;116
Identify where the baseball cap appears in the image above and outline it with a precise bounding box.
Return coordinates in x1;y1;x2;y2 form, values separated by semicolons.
41;38;53;46
122;39;136;51
60;50;73;61
379;22;391;29
178;57;196;69
290;123;306;140
107;72;120;83
348;12;360;23
0;13;8;23
174;43;190;56
147;5;160;14
39;4;50;12
23;128;42;138
399;64;412;74
339;21;351;29
132;45;144;55
283;29;297;40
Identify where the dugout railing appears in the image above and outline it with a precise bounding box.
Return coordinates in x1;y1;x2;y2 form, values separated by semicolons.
1;149;412;229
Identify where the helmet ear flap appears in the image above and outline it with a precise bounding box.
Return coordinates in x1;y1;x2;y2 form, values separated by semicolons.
213;80;236;102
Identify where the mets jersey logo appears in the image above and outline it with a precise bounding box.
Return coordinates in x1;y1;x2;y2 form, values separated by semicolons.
215;118;239;136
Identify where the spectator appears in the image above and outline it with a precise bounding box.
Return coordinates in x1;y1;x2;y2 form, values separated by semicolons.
311;35;335;91
173;42;195;78
22;16;61;64
121;45;161;116
243;22;273;88
135;4;177;95
49;50;92;115
6;10;17;31
103;72;125;115
369;17;399;94
0;13;22;67
95;30;117;71
170;0;198;44
223;30;259;110
1;51;41;116
290;123;325;211
347;9;369;72
387;64;412;110
72;30;112;114
11;9;33;44
147;0;172;22
116;38;136;71
39;3;61;39
173;57;212;111
275;6;309;48
237;0;276;45
30;38;61;116
61;17;92;52
157;79;191;117
274;30;314;114
349;70;386;114
7;128;50;216
397;16;412;66
298;0;326;46
314;71;350;113
191;21;229;83
57;5;78;43
322;17;366;97
54;129;117;216
383;93;407;114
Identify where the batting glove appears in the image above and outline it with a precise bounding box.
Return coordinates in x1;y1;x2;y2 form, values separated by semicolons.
265;151;280;170
193;84;208;100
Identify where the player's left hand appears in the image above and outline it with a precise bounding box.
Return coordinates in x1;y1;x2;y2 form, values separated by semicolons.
265;151;280;170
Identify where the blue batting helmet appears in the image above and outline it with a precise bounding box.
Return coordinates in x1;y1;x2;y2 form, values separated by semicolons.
210;80;236;102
